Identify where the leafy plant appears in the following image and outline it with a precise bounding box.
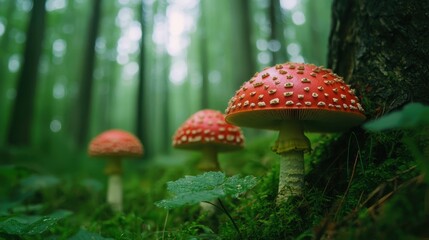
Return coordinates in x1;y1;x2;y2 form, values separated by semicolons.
0;209;72;236
364;102;429;131
68;229;114;240
155;171;258;209
363;103;429;236
156;171;258;239
364;102;429;180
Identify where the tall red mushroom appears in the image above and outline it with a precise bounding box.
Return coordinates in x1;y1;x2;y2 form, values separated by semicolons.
88;129;143;212
172;109;245;171
225;62;366;203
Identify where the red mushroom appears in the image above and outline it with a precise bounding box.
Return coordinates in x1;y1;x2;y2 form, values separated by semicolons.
225;62;366;203
88;129;143;212
172;109;245;171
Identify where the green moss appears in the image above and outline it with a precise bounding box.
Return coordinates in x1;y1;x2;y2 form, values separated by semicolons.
335;182;429;239
217;165;326;239
1;125;426;239
216;124;425;239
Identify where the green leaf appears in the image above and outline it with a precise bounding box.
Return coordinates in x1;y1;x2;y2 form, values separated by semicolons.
364;103;429;131
155;172;258;209
223;175;259;198
68;229;114;240
20;174;60;192
0;210;72;235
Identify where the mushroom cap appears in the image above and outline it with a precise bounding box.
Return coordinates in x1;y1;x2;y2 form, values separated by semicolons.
225;62;366;132
88;129;143;158
172;109;245;152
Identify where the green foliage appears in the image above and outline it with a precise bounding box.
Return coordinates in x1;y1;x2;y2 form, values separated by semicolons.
218;165;329;240
364;102;429;181
364;102;429;131
0;121;426;239
1;0;427;238
20;174;60;192
306;102;429;239
155;171;258;210
68;229;113;240
0;210;72;236
0;165;99;237
335;182;428;239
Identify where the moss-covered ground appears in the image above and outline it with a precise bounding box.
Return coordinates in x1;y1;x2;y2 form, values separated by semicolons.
0;127;427;239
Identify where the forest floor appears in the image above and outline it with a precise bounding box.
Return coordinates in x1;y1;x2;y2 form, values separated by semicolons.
1;118;428;239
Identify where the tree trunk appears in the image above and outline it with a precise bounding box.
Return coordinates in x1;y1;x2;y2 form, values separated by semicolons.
0;0;16;94
7;0;46;146
328;0;429;118
136;0;149;158
199;1;209;109
234;0;257;88
74;0;102;147
269;0;287;64
324;0;429;192
161;53;171;153
313;0;429;235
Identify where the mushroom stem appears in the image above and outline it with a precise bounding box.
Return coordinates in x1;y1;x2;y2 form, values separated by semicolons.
105;158;123;212
107;174;123;212
273;121;310;203
197;147;220;171
278;151;305;202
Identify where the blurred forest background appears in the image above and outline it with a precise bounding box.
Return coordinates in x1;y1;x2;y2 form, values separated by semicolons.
1;0;428;239
0;0;331;171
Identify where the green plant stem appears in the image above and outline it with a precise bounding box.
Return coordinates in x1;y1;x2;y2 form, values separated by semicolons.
202;199;242;239
162;210;169;240
217;198;242;240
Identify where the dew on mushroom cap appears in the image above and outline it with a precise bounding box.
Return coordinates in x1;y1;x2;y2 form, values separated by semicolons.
225;62;365;132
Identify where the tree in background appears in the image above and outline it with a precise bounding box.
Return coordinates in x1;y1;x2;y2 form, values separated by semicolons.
7;0;47;146
73;0;102;148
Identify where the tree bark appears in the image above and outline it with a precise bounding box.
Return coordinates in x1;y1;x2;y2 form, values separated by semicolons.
7;0;46;146
310;0;429;236
322;0;429;195
161;53;171;153
74;0;102;147
136;1;150;158
328;0;429;118
234;0;257;88
0;0;16;94
199;1;209;109
269;0;287;64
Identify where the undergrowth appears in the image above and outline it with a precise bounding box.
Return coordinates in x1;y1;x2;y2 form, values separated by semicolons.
1;104;428;239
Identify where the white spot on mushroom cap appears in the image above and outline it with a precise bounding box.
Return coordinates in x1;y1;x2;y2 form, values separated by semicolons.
270;98;280;105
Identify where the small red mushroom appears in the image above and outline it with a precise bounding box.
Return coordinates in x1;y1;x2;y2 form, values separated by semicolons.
225;62;366;203
88;129;143;212
172;109;245;171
